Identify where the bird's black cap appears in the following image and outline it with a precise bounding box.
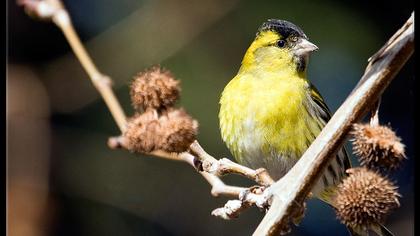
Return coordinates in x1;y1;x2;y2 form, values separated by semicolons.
257;19;307;39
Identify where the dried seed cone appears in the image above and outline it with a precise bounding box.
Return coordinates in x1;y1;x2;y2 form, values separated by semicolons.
123;108;198;153
130;66;180;111
351;123;406;170
333;168;400;229
123;109;161;153
158;108;198;153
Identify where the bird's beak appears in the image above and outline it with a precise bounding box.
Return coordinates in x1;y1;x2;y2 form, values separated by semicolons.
294;38;318;57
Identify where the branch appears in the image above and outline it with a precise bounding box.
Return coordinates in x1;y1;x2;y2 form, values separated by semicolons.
108;137;272;216
177;151;249;198
254;12;414;235
20;0;186;163
211;185;272;220
19;0;127;132
109;135;251;199
108;136;271;197
189;141;274;186
20;1;273;211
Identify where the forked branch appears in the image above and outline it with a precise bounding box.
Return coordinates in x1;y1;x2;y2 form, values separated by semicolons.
19;0;269;201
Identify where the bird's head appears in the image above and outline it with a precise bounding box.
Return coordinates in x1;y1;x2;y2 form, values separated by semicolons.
241;19;318;74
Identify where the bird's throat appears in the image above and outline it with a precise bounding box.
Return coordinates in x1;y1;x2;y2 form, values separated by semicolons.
240;46;306;77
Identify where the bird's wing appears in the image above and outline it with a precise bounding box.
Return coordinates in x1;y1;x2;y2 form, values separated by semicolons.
309;83;332;123
309;83;352;167
307;83;352;202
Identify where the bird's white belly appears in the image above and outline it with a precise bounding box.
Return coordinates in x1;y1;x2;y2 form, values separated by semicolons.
235;117;297;180
237;119;344;200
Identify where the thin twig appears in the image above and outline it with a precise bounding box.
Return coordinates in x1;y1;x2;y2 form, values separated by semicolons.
108;136;265;198
108;136;268;211
19;0;127;132
189;141;275;186
254;12;414;235
52;6;127;132
212;186;269;219
107;135;183;161
178;151;249;197
212;200;252;220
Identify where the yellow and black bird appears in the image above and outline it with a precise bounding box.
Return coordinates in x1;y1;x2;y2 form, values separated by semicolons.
219;19;393;236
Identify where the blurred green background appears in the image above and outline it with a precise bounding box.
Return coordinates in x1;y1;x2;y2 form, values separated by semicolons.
7;0;414;235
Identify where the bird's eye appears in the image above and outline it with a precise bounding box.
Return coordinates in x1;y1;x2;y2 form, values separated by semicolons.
290;36;298;42
277;40;286;48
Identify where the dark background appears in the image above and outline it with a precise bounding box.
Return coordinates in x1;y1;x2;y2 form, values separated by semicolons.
7;0;414;235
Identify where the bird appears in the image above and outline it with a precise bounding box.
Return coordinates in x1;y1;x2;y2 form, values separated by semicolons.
218;19;392;236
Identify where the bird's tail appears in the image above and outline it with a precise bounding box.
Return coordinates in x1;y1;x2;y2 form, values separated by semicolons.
347;223;394;236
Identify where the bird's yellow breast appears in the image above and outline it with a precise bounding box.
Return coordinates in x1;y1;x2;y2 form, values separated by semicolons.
219;71;321;173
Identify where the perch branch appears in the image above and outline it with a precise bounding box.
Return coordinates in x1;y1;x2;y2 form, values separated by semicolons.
212;185;269;219
254;12;414;235
189;141;274;186
178;151;248;197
